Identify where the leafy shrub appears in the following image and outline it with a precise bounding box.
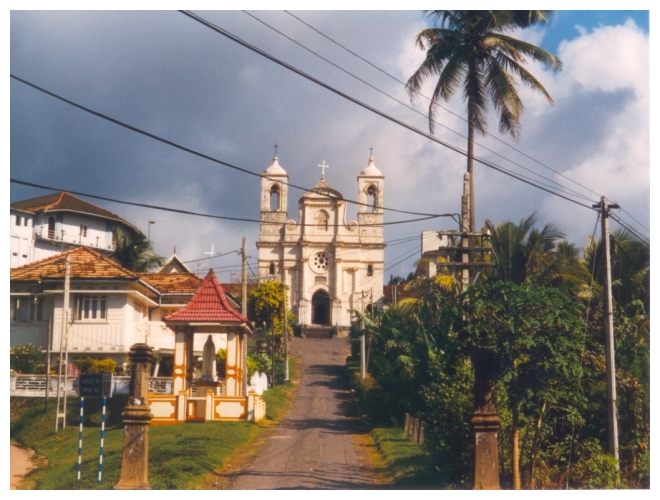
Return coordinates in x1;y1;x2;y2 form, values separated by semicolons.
74;357;117;374
10;344;46;374
216;348;227;377
568;439;620;489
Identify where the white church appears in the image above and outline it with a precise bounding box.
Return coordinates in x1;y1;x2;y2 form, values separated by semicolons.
256;153;385;337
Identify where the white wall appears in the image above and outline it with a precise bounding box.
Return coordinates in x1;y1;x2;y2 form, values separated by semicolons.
10;212;34;267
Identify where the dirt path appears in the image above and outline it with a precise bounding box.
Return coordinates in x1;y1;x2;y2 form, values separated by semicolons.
10;443;35;489
230;336;386;489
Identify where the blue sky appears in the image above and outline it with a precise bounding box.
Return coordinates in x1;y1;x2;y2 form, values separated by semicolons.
544;10;649;52
7;5;652;280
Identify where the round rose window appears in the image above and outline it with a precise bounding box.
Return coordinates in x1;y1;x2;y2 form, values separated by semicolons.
311;251;331;272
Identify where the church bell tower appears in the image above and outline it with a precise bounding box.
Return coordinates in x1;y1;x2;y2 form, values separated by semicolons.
357;152;384;241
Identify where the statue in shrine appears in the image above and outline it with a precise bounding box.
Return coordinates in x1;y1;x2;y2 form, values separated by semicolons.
201;335;217;382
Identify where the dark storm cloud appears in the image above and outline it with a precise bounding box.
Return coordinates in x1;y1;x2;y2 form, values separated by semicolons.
10;10;650;275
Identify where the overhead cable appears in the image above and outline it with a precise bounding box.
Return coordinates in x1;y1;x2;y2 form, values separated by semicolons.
179;10;598;212
283;9;604;201
245;10;594;203
9;74;449;220
10;178;439;227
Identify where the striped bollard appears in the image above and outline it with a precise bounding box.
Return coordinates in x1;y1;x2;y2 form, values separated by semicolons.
97;396;107;482
77;397;85;480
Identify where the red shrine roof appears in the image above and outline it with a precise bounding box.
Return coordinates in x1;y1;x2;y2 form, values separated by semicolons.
164;269;249;324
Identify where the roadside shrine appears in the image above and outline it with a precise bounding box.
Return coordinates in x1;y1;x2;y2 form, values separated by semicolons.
148;269;265;423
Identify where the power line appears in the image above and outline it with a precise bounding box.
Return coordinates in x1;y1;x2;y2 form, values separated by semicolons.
9;74;449;220
618;207;650;234
11;178;439;227
182;249;239;264
246;10;595;204
179;10;598;213
283;10;604;202
609;213;650;247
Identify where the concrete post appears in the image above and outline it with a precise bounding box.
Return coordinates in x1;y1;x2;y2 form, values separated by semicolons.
115;343;153;490
471;350;501;490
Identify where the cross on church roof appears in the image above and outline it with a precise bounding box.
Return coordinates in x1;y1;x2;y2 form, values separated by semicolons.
318;160;330;179
273;143;278;157
204;244;217;258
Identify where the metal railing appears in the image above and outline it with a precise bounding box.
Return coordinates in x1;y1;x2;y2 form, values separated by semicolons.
10;374;173;397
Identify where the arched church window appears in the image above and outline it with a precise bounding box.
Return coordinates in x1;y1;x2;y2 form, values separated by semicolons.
316;210;329;231
269;185;280;211
367;264;374;276
269;262;276;275
366;185;378;212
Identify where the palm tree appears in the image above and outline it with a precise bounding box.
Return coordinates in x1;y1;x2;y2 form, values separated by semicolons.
485;213;565;285
406;11;562;231
112;233;164;272
584;228;650;310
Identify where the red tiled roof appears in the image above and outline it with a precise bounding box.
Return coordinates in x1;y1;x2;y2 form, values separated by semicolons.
10;247;137;281
11;191;142;236
164;269;248;324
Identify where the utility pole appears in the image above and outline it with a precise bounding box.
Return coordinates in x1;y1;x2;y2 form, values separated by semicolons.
593;196;620;471
45;315;52;411
147;220;155;270
360;291;366;380
283;282;289;382
461;172;471;289
241;237;248;395
55;255;71;431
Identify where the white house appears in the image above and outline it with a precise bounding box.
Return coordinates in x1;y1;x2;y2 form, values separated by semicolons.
9;246;230;375
10;191;143;268
256;153;385;336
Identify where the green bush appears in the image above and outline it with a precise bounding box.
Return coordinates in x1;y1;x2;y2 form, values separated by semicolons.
10;344;46;374
73;357;117;374
569;439;621;489
216;348;227;377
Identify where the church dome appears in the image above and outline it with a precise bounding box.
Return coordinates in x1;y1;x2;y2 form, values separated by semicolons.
264;155;288;176
359;154;383;177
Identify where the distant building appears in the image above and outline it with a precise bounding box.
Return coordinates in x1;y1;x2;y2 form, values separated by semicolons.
257;153;385;336
418;230;452;278
10;191;143;268
158;254;192;274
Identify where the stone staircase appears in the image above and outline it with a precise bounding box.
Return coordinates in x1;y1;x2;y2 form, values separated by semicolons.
301;325;335;339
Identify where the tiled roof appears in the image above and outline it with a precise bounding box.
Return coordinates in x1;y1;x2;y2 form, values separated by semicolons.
10;247;137;281
165;269;248;324
11;191;142;235
139;272;202;294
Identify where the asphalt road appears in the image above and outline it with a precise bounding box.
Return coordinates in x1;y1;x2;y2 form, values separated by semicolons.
231;336;382;489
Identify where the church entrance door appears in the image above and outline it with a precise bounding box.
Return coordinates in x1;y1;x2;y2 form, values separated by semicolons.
311;290;330;325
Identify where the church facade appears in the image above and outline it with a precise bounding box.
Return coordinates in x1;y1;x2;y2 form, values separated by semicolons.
256;154;385;336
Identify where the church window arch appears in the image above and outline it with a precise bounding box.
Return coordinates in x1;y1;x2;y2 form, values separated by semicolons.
269;262;276;275
367;264;374;277
315;210;329;231
366;185;378;212
269;185;281;211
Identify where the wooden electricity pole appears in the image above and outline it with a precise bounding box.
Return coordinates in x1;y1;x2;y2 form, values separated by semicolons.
283;283;289;382
360;291;366;380
594;196;620;471
55;255;71;431
241;237;248;395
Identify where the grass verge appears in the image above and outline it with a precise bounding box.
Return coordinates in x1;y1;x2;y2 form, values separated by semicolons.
11;358;300;490
369;426;441;488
